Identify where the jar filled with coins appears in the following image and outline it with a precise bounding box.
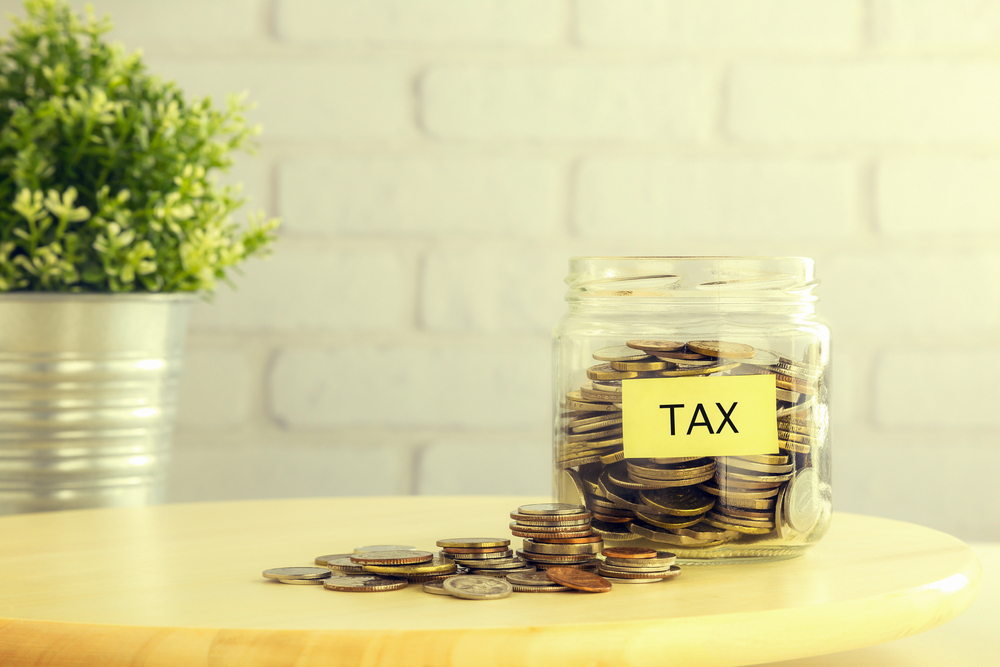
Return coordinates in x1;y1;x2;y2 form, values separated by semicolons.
553;257;831;562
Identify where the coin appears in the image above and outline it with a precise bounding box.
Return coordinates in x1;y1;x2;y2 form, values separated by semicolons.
702;513;773;535
438;545;511;554
626;340;686;353
698;480;779;499
522;539;603;556
262;567;331;580
632;511;704;530
422;579;455;596
602;547;657;559
323;574;408;592
593;346;653;362
510;516;591;527
445;549;514;560
510;526;594;539
513;505;591;519
349;550;433;565
443;575;513;600
361;557;457;576
610;359;670;371
586;363;641;381
511;583;571;592
630;520;736;545
687;341;756;359
515;549;595;564
638;485;716;516
671;521;745;540
545;567;612;593
529;534;604;544
314;553;352;567
657;362;741;376
353;544;416;553
785;468;821;532
437;538;510;548
569;415;623;432
602;552;676;568
590;519;642;541
325;557;366;573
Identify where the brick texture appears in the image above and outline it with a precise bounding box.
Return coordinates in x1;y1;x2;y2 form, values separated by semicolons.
176;347;252;428
822;252;1000;334
576;0;861;52
277;0;563;45
874;0;1000;50
270;342;550;429
420;246;567;333
189;245;414;332
874;349;1000;428
575;158;859;238
730;63;1000;142
278;157;562;237
146;59;413;141
877;158;1000;235
420;64;717;140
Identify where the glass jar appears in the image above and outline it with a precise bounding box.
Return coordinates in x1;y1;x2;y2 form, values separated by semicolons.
552;257;831;562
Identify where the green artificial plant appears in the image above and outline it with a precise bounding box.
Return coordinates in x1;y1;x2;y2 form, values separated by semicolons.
0;0;277;293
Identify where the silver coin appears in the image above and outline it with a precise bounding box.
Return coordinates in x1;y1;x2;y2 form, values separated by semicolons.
517;503;586;516
461;557;529;570
443;575;513;600
785;468;821;533
326;557;365;573
592;346;652;363
599;576;661;584
315;553;353;566
422;579;455;596
262;566;330;580
505;570;560;587
323;574;408;592
353;544;416;553
276;577;327;585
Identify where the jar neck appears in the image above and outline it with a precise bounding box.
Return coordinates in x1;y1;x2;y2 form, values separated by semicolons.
564;256;819;316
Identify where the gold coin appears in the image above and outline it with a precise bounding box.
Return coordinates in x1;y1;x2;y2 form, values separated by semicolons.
590;519;642;541
579;388;623;403
715;495;776;510
626;340;686;353
564;398;621;413
633;510;704;530
590;380;623;393
436;538;510;548
705;510;773;529
628;470;714;488
697;480;780;499
629;521;734;546
586;363;640;381
599;449;625;465
778;439;811;455
314;553;352;567
702;513;773;535
568;414;623;433
638;485;716;516
669;521;741;541
626;458;716;481
731;453;789;466
718;458;794;475
610;359;670;371
565;427;623;444
362;558;457;576
558;468;587;507
775;387;804;403
557;455;602;469
715;503;775;521
687;341;756;359
657;362;741;377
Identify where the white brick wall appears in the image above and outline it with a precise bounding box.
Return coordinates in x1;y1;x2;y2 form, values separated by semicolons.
421;65;717;141
13;0;989;539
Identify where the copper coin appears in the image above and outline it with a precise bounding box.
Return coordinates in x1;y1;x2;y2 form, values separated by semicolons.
349;550;434;565
602;547;657;559
545;567;612;593
436;538;510;549
590;512;632;523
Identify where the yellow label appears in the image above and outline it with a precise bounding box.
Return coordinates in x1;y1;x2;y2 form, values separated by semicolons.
622;375;778;458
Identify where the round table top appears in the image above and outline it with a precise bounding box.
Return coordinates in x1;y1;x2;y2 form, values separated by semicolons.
0;497;982;667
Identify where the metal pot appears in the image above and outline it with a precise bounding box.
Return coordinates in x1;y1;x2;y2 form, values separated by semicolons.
0;293;194;514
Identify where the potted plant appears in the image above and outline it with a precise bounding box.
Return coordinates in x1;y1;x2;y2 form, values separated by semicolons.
0;0;278;514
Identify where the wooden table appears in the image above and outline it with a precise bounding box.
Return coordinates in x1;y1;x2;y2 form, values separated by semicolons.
0;497;982;667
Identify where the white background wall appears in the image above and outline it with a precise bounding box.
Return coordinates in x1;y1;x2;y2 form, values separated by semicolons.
4;0;999;541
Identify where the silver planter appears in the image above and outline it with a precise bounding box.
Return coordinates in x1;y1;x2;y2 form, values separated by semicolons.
0;293;194;514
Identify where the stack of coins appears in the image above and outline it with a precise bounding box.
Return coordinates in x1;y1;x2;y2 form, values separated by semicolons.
262;566;331;585
509;503;603;571
596;547;681;584
347;549;459;584
436;537;534;577
557;339;825;553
